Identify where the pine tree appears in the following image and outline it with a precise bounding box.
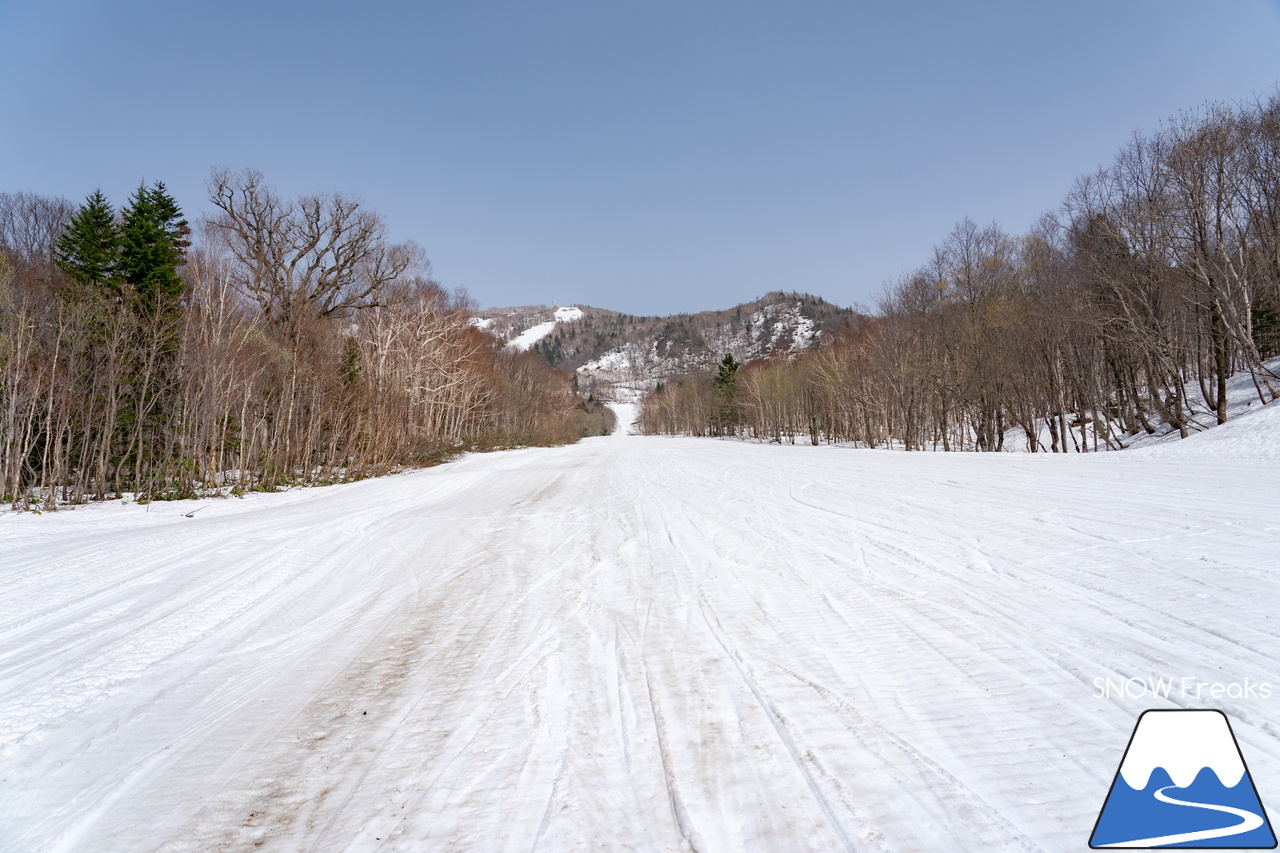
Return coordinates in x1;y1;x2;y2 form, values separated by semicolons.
112;182;190;494
338;336;362;387
52;190;121;292
119;182;189;313
712;352;740;435
713;352;740;393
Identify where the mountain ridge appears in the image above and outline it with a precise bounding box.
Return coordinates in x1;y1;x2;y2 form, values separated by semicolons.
471;291;867;400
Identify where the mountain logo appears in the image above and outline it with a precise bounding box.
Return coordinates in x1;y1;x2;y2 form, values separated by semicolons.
1090;709;1276;848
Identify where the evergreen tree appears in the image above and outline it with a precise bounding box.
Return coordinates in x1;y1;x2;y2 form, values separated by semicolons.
52;190;121;292
1253;304;1280;359
713;352;740;393
712;352;740;435
338;336;362;387
119;182;189;313
110;182;190;494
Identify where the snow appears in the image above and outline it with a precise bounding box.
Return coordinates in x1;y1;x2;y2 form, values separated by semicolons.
1001;358;1280;455
1126;396;1280;460
577;342;662;400
575;300;824;401
579;348;634;374
505;306;584;351
789;313;816;350
507;320;556;351
607;401;640;435
2;404;1279;850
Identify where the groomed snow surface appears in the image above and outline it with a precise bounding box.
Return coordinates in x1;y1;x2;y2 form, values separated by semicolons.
3;401;1279;851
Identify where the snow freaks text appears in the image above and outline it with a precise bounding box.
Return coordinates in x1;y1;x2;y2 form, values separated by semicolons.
1093;676;1273;701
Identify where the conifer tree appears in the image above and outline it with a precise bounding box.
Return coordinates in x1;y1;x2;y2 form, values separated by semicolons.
52;190;121;292
712;352;740;435
119;182;189;313
114;183;191;492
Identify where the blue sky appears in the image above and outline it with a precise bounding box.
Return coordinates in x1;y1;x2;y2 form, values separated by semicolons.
3;1;1280;315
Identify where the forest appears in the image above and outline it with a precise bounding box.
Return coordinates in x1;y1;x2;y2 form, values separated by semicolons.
0;168;602;510
8;91;1280;512
641;95;1280;450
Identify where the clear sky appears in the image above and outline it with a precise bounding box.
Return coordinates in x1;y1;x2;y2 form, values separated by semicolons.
3;1;1280;316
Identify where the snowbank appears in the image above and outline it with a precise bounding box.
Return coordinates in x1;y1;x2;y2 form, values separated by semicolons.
1127;397;1280;460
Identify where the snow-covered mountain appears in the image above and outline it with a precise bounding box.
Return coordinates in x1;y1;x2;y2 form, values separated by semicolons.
471;292;865;399
500;306;585;352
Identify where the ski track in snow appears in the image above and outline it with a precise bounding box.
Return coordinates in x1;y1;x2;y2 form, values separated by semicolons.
2;420;1279;851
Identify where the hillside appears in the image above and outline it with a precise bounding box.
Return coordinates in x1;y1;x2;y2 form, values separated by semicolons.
472;292;865;400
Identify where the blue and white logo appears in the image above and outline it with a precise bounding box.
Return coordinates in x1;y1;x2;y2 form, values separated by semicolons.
1090;709;1276;848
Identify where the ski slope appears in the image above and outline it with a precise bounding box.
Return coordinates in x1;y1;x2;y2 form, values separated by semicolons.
506;306;585;352
2;405;1279;851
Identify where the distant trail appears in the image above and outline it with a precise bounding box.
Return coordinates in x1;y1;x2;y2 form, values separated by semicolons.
2;431;1278;851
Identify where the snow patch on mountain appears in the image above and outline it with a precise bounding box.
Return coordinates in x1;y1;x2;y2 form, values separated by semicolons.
577;299;825;399
508;321;557;351
496;306;586;352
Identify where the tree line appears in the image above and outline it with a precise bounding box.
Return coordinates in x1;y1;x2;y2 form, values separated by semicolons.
0;168;587;509
641;93;1280;450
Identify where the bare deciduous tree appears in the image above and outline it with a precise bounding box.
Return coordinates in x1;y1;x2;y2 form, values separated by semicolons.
0;191;74;264
206;168;415;328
